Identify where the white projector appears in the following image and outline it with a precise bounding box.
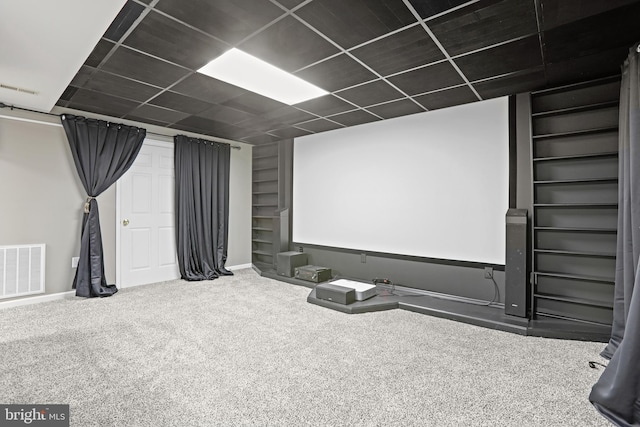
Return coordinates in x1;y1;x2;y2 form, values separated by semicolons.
328;279;377;301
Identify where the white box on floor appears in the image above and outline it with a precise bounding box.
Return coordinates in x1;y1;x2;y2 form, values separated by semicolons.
328;279;377;301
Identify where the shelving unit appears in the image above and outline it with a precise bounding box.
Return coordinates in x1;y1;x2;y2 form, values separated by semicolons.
252;143;279;270
530;75;620;326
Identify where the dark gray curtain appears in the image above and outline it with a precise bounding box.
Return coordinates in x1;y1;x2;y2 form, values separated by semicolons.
590;43;640;426
61;114;146;297
174;135;233;280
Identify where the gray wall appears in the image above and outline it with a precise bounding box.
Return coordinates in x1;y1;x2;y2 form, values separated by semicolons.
0;107;252;300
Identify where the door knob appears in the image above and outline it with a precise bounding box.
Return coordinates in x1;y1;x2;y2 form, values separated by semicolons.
122;219;129;226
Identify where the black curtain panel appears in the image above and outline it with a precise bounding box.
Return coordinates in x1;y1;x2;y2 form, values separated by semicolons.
61;114;146;298
590;43;640;425
174;135;233;280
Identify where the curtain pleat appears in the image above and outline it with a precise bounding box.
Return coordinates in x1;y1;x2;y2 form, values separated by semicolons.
61;114;146;297
174;135;232;280
590;42;640;426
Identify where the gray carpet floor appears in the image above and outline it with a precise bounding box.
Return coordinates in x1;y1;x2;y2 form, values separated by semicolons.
0;268;610;426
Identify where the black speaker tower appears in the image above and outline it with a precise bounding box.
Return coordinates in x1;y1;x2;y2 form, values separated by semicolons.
505;209;529;317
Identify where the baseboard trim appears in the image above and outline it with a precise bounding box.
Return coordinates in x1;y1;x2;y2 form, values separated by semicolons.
228;263;252;271
0;290;76;310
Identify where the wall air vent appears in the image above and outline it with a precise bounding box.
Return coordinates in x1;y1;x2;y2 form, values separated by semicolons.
0;244;46;299
0;83;39;95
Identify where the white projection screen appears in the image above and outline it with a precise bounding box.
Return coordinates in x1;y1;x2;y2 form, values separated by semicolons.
292;97;509;265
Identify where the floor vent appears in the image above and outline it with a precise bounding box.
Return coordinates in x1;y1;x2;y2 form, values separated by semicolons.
0;244;45;299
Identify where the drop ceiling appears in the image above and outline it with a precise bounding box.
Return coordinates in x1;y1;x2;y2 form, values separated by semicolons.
5;0;640;145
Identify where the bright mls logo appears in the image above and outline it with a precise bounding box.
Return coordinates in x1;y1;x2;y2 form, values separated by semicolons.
0;405;69;426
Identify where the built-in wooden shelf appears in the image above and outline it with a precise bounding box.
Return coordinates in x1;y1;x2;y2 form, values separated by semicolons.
533;152;618;162
531;101;618;118
534;248;616;258
533;177;617;185
532;126;618;141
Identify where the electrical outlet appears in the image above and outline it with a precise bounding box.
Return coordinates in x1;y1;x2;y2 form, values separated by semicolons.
72;257;79;269
484;267;493;279
361;253;366;263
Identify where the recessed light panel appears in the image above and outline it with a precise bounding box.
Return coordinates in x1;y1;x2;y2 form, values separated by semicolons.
197;48;328;105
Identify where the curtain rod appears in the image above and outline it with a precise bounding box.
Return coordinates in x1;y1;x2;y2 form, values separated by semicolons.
0;102;242;150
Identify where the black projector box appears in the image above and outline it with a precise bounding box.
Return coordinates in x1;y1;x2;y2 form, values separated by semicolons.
315;283;355;305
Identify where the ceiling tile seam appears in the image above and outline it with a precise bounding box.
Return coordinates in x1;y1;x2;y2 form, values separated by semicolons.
345;21;423;53
422;0;484;23
380;58;450;79
469;66;546;86
449;33;541;61
331;94;410;111
291;21;423;75
401;0;482;101
286;12;428;112
72;2;157;102
533;0;549;82
94;1;157;72
147;8;233;49
233;6;298;48
289;110;347;129
407;82;470;99
269;0;313;14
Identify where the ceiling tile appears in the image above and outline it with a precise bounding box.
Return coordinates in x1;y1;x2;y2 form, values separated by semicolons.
294;54;377;92
172;115;244;137
295;0;417;49
148;91;213;115
276;0;306;9
171;74;246;104
541;0;639;30
366;99;424;119
295;118;344;133
84;39;115;68
196;104;256;125
454;35;543;82
294;94;356;116
235;116;283;132
351;25;444;77
329;109;380;127
123;10;227;70
242;133;282;144
239;16;339;72
66;89;139;118
545;47;629;87
58;87;79;103
261;106;317;125
269;126;313;139
155;0;284;45
223;92;288;116
474;68;547;99
100;46;191;87
428;0;538;56
125;104;190;125
336;80;405;106
103;0;146;42
70;66;162;103
408;0;471;19
414;85;478;110
387;61;464;95
543;3;640;64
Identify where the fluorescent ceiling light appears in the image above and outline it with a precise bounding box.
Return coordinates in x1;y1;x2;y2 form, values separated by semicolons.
197;48;328;105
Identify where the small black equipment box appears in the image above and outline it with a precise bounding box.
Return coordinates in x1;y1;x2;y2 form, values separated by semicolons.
295;265;332;283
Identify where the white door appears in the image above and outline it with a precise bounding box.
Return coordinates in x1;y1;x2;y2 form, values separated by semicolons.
116;139;180;287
